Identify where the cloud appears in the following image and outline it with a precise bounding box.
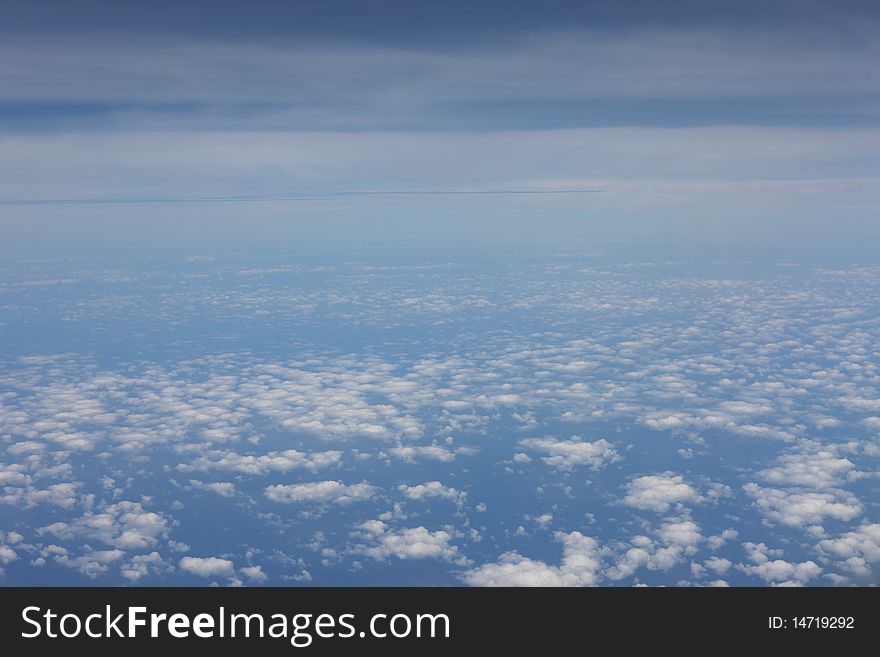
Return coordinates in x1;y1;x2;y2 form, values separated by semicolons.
240;565;268;583
623;473;702;512
265;481;376;505
121;551;172;582
397;481;466;506
0;545;18;565
388;444;459;463
757;448;857;489
463;531;605;586
517;436;619;471
703;556;732;575
3;26;878;121
37;500;171;550
179;556;236;578
817;523;880;577
532;514;554;530
706;528;738;550
189;480;236;497
1;482;81;509
743;483;862;528
737;542;822;586
55;548;125;578
353;521;465;563
657;520;701;547
179;448;342;475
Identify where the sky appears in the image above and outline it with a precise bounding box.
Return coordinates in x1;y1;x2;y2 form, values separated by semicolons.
1;3;879;588
1;0;878;256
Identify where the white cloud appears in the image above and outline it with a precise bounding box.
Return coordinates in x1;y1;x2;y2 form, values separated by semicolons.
0;545;18;565
240;565;269;583
179;556;236;578
121;552;172;582
623;473;701;512
605;546;652;581
737;542;821;586
353;521;465;563
398;481;465;505
657;520;701;547
817;524;880;577
758;448;856;489
463;531;605;586
0;463;30;486
388;444;458;463
179;448;342;474
533;514;554;530
37;500;171;550
55;548;125;578
189;480;236;497
706;528;738;550
518;436;619;471
1;482;81;509
704;557;732;575
265;480;376;505
743;483;862;528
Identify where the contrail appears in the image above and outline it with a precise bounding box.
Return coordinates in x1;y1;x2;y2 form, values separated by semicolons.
0;189;604;207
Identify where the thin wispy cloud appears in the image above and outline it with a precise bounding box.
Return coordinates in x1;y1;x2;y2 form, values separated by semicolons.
0;189;604;207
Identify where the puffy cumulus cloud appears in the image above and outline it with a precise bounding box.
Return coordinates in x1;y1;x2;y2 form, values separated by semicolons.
352;521;466;564
0;353;432;470
240;565;269;583
839;396;880;413
463;532;605;587
4;531;24;545
737;542;821;586
55;548;126;578
517;436;619;471
37;500;171;550
757;447;857;489
817;524;880;578
178;448;342;475
188;480;236;497
641;410;799;442
237;362;424;441
605;545;652;581
610;520;703;579
642;414;690;431
265;480;376;505
387;444;462;463
717;401;774;416
623;473;702;513
0;545;18;565
0;482;81;509
657;520;701;548
706;528;738;550
179;556;236;578
0;463;31;486
121;551;173;582
532;513;554;530
703;557;732;575
742;483;862;528
397;481;466;506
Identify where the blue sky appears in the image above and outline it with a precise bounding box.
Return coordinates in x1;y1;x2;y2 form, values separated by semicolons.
2;2;879;590
1;0;878;256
